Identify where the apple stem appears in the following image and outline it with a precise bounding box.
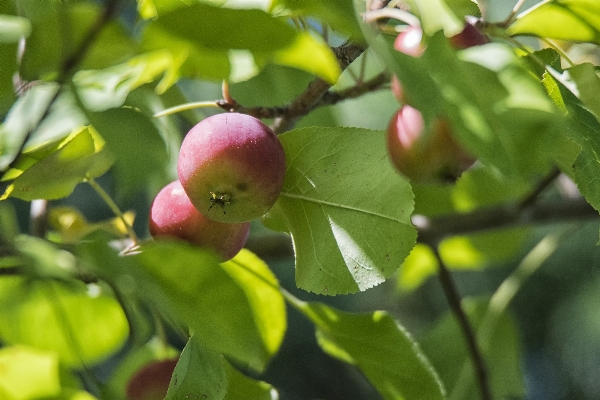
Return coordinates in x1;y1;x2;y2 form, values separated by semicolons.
153;101;221;118
86;177;139;245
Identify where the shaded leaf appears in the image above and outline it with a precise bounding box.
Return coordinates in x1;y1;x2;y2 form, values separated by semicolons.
298;301;446;400
223;361;278;400
265;127;416;295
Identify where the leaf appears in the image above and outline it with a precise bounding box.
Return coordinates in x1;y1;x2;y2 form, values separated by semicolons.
220;249;287;357
223;362;278;400
414;0;465;36
266;127;416;295
0;15;31;43
0;127;113;201
270;0;363;41
508;0;600;44
298;301;446;400
0;278;129;367
0;346;61;400
84;107;167;198
78;240;284;372
420;299;525;399
19;1;135;79
166;336;227;400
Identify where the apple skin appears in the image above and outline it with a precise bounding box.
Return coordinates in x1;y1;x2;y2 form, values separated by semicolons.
126;358;178;400
149;180;250;261
178;113;286;223
449;22;489;49
386;105;474;182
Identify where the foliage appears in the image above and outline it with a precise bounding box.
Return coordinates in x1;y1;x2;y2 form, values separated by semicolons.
1;0;600;399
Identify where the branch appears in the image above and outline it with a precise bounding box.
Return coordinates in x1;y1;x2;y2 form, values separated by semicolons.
433;249;493;400
218;41;366;133
413;198;597;245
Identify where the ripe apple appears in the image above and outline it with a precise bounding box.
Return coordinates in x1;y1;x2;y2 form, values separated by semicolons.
449;21;489;49
149;180;250;261
386;105;474;182
178;113;286;223
126;358;178;400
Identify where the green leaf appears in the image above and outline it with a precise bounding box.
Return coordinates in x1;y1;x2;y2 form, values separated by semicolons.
152;3;295;52
19;1;135;80
84;107;167;198
298;301;446;400
508;0;600;44
223;362;278;400
0;346;61;400
1;127;113;201
0;278;129;367
0;15;31;43
166;336;227;400
414;0;465;36
420;299;525;400
268;127;416;295
78;240;283;372
271;0;363;41
220;249;287;357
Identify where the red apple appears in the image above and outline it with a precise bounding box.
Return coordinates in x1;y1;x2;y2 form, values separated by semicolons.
149;180;250;261
386;105;474;182
126;358;178;400
449;21;489;49
178;113;286;223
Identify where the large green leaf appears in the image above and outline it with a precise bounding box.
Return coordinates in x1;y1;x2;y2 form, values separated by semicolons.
0;127;113;201
78;240;285;373
508;0;600;44
0;277;129;367
265;127;416;295
0;346;61;400
165;336;227;400
297;301;445;400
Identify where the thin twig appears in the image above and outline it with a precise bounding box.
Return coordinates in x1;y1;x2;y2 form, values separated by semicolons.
502;0;529;27
433;248;493;400
517;166;561;211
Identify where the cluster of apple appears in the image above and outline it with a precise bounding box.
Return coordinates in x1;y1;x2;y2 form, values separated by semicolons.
386;21;488;182
149;112;286;261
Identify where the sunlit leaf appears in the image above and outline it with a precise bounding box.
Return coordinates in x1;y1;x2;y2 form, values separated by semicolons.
508;0;600;44
223;361;278;400
0;346;61;400
0;15;30;43
264;127;416;295
0;278;129;367
298;301;446;400
0;127;113;201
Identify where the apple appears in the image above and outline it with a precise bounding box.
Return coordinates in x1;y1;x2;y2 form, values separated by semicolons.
178;113;286;223
386;105;474;182
149;180;250;261
449;21;489;49
126;358;178;400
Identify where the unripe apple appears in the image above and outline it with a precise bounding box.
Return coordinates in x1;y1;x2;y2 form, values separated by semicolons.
178;113;286;223
386;105;474;182
149;180;250;261
126;358;178;400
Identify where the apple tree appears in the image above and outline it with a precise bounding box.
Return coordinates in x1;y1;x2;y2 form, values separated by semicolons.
1;0;600;399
